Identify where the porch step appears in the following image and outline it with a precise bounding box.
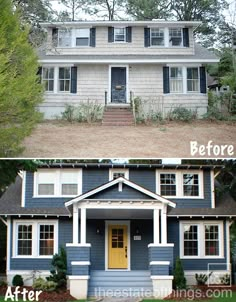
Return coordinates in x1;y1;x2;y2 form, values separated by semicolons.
88;270;153;297
102;107;134;126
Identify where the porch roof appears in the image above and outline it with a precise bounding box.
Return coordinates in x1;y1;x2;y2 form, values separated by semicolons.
65;177;176;208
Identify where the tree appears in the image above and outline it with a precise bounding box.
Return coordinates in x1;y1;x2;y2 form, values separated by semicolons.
173;257;186;289
60;0;84;21
170;0;228;47
0;0;43;157
126;0;171;20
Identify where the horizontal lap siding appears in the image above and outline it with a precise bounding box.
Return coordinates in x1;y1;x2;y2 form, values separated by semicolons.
47;27;194;56
129;169;156;192
149;247;174;273
82;168;109;193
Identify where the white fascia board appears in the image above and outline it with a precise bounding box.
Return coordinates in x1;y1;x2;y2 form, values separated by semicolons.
65;177;176;208
167;214;236;217
39;59;219;64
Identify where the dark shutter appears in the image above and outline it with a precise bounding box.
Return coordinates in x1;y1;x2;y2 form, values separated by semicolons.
52;28;58;47
70;66;77;94
126;27;132;43
144;27;150;47
90;27;96;47
183;28;189;47
37;67;42;83
200;66;207;94
108;27;114;42
163;66;170;94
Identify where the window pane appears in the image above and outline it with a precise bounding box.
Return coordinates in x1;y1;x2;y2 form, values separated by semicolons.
183;174;199;196
183;224;198;256
39;225;54;255
151;28;164;46
169;28;182;46
160;174;176;195
38;184;54;195
113;172;125;179
170;67;183;92
114;28;125;42
62;184;78;195
42;68;54;92
76;37;89;46
59;68;71;92
58;29;71;47
187;68;199;92
205;225;219;256
17;225;32;255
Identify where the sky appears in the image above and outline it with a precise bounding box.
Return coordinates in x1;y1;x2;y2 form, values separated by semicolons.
49;0;235;24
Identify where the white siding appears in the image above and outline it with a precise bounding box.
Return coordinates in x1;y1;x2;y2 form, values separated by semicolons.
46;27;194;56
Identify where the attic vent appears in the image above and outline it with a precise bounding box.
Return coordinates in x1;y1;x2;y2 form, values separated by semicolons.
162;158;182;165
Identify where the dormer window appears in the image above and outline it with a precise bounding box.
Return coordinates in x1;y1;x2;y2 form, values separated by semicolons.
169;28;182;46
151;28;164;46
76;28;90;46
58;28;71;47
114;28;126;42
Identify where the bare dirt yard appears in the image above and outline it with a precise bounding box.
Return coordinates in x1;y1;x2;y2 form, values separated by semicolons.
20;120;236;158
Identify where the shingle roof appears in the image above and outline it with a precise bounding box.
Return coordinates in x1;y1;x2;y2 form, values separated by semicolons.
0;176;69;216
38;44;218;63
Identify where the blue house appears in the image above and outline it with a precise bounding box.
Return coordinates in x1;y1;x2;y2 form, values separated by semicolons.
0;162;234;299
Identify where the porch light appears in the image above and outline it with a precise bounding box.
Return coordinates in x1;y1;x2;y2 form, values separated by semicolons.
135;227;140;235
96;227;101;235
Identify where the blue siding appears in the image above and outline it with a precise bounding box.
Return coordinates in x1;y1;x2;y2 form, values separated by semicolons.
150;265;169;275
82;168;108;193
25;172;69;208
129;169;156;192
168;218;227;271
149;246;174;274
59;218;73;247
91;184;154;200
67;246;90;275
168;170;212;208
72;265;89;275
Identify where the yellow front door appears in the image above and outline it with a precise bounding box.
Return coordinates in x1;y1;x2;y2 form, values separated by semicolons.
108;225;128;269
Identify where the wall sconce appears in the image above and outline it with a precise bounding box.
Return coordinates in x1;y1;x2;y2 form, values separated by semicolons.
96;227;101;235
135;227;140;235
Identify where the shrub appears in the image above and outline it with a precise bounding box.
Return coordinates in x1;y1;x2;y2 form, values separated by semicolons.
203;107;225;121
12;274;24;287
195;273;211;286
47;247;67;289
220;273;230;285
61;104;76;123
33;277;57;292
173;257;186;289
169;107;196;122
0;280;7;286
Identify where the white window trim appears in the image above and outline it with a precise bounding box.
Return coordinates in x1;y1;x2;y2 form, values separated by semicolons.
150;27;165;47
156;170;204;199
179;220;224;259
168;27;183;47
13;220;58;258
42;67;54;93
149;27;185;48
33;169;82;198
114;27;126;43
73;28;90;47
109;168;129;181
58;67;71;93
167;66;200;94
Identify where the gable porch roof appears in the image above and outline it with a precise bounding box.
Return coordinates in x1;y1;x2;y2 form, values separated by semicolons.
65;176;176;208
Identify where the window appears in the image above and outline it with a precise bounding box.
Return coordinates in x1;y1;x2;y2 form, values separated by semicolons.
109;169;129;181
14;220;58;258
160;173;176;196
37;172;55;196
34;169;82;197
170;67;183;93
60;171;78;195
42;68;54;92
114;28;126;42
58;29;71;47
187;68;199;92
169;28;182;46
183;224;198;256
183;174;199;196
156;170;203;198
76;28;90;46
59;67;71;92
151;28;164;46
205;225;219;256
17;225;32;256
180;221;223;258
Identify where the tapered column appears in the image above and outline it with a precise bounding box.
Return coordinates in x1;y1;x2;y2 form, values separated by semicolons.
161;205;167;244
80;208;86;244
73;203;79;244
153;208;160;245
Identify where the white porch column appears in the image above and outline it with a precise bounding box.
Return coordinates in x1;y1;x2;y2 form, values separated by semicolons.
161;205;167;244
153;208;160;244
73;204;79;244
80;208;86;244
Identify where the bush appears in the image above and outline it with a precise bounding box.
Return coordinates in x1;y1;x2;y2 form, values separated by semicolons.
173;257;186;289
0;280;7;286
33;277;57;292
12;274;24;286
61;104;76;123
220;273;230;285
203;107;225;121
195;273;212;286
169;107;196;122
47;247;67;289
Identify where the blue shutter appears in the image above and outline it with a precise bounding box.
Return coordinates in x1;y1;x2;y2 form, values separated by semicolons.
163;67;170;94
144;28;150;47
52;28;58;47
126;27;132;42
90;27;96;47
200;66;207;94
183;28;189;47
108;27;114;42
70;67;77;94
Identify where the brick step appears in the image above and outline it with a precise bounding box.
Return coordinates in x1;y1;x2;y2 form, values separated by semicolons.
102;122;134;126
103;115;133;120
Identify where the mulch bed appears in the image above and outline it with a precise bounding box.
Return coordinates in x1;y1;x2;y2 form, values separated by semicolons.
0;286;76;301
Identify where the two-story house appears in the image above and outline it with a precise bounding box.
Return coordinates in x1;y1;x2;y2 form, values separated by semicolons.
0;162;234;299
38;20;218;120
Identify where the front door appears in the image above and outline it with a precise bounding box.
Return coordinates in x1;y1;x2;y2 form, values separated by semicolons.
111;67;127;103
108;225;128;269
